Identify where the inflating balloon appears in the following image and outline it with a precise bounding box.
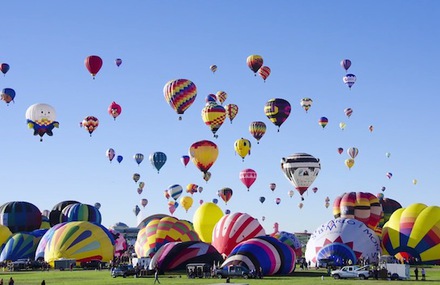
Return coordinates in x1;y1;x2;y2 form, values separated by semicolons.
193;202;223;243
163;79;197;120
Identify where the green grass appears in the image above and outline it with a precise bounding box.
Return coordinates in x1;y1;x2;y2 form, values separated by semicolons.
0;267;439;285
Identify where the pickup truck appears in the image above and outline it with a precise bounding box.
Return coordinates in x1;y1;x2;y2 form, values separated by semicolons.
215;265;256;279
331;265;371;279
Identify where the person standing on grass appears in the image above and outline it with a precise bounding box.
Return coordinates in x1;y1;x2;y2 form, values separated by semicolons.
421;268;425;281
154;267;160;284
7;277;13;285
414;267;419;281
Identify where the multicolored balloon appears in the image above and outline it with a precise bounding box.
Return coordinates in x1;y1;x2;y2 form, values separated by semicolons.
205;94;217;103
344;108;353;118
318;117;328;129
216;91;227;105
201;103;226;138
386;172;393;179
239;168;257;191
133;173;140;183
169;184;183;201
84;55;103;79
1;88;16;105
338;147;344;154
81;116;99;136
339;122;346;130
275;198;281;205
189;140;218;174
249;121;266;144
181;155;190;167
264;98;291;131
218;188;233;204
0;201;42;233
300;98;313;113
347;147;359;159
258;66;271;82
246;55;263;75
163;79;197;120
210;64;217;73
345;158;355;169
343;74;356;89
25;103;60;142
225;103;239;123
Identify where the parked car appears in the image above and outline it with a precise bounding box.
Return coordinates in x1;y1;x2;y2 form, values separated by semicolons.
111;264;138;278
215;265;256;279
80;260;107;270
331;265;371;280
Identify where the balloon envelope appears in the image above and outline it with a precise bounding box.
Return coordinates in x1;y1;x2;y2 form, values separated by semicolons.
193;202;223;243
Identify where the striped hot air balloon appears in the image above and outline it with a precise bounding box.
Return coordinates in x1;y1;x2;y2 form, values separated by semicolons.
201;103;226;138
163;79;197;120
246;55;263;75
225;103;238;123
249;121;266;144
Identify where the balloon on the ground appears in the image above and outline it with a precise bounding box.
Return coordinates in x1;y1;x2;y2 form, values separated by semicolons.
280;153;321;198
239;169;257;191
376;197;402;235
60;203;102;224
49;200;79;226
0;201;42;233
222;236;296;275
35;223;65;261
149;241;223;271
43;221;115;267
305;218;380;267
163;79;197;120
271;227;302;258
0;229;46;261
84;55;103;79
264;98;291;132
109;229;127;258
382;203;440;264
193;202;223;243
25;103;59;142
0;225;12;251
212;212;266;256
333;192;382;231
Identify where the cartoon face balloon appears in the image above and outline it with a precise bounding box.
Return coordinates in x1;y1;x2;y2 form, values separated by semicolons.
25;103;59;141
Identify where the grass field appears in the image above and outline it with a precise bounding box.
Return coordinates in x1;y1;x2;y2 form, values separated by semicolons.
0;267;439;285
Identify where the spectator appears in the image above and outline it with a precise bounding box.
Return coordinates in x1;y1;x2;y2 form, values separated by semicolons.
41;280;46;285
414;267;419;281
154;267;160;284
421;268;425;281
8;277;13;285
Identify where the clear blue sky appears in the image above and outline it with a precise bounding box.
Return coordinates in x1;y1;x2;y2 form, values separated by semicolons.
1;1;439;234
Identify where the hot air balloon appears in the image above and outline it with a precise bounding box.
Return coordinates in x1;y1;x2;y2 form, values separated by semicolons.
212;198;218;204
386;152;391;158
347;147;359;159
413;179;417;185
0;230;45;262
305;218;380;267
298;203;304;209
203;171;212;182
106;148;115;162
0;63;10;75
381;186;386;192
339;122;346;130
199;199;203;205
94;202;101;210
193;202;223;243
205;94;217;104
218;188;233;204
108;101;122;120
239;169;257;191
169;184;183;201
382;203;440;264
0;202;42;233
139;181;145;190
48;200;79;226
264;98;291;131
180;196;193;212
288;190;294;198
117;155;123;163
186;183;198;195
225;103;238;123
258;66;271;82
198;186;203;193
140;198;148;208
344;108;353;118
312;187;318;193
201;103;226;138
234;138;251;161
318;117;328;129
164;190;170;200
345;158;355;169
212;212;266;256
216;91;227;105
333;192;383;230
1;88;16;105
249;121;266;144
275;198;281;205
210;64;217;73
181;155;190;167
81;116;99;136
25;103;60;142
386;172;393;179
338;147;344;155
61;203;102;224
281;153;321;199
300;98;313;113
115;58;122;67
259;196;266;204
376;197;402;234
134;153;144;165
163;79;197;120
189;140;218;175
269;183;276;192
137;188;143;195
149;151;167;173
85;55;103;79
133;173;140;183
246;55;263;75
168;204;176;215
340;59;351;72
369;125;374;132
343;74;356;89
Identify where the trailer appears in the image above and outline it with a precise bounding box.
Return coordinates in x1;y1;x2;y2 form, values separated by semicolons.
379;255;410;280
54;259;76;271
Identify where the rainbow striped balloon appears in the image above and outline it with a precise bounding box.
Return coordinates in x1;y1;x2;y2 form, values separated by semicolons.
163;79;197;119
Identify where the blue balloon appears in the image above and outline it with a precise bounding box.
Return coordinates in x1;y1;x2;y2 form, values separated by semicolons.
212;198;218;204
149;151;167;173
117;155;123;163
134;153;144;165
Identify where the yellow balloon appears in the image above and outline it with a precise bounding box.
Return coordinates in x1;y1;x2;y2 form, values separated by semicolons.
193;202;223;243
234;138;251;160
189;140;219;174
413;179;418;185
0;224;12;248
345;158;355;169
339;122;346;130
180;196;194;212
